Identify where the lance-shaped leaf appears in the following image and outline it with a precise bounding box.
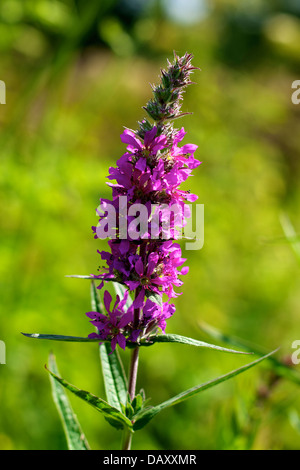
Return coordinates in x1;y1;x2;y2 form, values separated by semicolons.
46;365;133;431
99;342;128;412
22;331;251;356
133;349;278;431
90;281;128;413
22;332;100;342
48;352;90;450
65;275;123;284
138;333;252;355
199;322;300;385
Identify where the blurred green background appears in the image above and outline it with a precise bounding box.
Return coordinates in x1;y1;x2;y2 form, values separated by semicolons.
1;0;300;450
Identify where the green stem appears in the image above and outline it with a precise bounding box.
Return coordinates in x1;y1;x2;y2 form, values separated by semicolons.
121;346;140;450
128;346;140;401
130;285;142;400
121;427;133;451
122;255;144;450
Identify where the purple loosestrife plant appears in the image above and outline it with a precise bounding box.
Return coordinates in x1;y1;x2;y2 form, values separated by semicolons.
23;53;277;451
88;54;201;358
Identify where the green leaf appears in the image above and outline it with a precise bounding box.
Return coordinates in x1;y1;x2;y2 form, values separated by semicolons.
99;342;128;412
22;332;100;342
199;321;300;385
46;365;133;431
66;275;99;279
65;275;123;284
48;352;90;450
133;349;278;431
138;333;252;355
131;394;144;415
90;280;129;413
125;401;135;419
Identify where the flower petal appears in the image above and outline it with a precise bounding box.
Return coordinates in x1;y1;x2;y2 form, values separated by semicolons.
103;290;112;314
120;129;143;150
135;258;144;276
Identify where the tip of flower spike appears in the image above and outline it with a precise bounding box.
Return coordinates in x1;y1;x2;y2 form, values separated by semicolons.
137;52;200;139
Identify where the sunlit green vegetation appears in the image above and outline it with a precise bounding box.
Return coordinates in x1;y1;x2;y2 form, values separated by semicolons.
1;0;300;450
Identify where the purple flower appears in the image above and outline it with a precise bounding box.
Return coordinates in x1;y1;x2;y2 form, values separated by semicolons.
86;289;176;350
120;127;167;156
142;299;176;334
86;290;133;351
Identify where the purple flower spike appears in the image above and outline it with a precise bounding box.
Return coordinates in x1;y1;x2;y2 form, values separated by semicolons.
87;53;200;350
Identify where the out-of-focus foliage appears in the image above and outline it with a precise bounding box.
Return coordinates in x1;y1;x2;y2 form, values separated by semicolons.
1;0;300;450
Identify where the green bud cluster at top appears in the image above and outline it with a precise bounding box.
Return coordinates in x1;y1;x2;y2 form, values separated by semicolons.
136;52;200;146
